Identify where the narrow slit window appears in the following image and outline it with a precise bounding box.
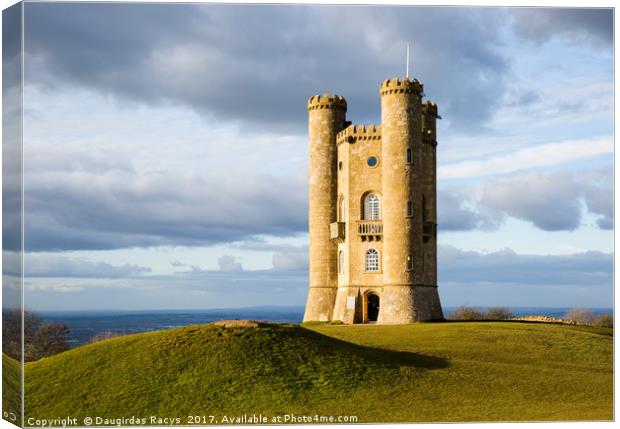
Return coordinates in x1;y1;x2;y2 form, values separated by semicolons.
407;200;413;217
406;148;412;164
407;255;413;271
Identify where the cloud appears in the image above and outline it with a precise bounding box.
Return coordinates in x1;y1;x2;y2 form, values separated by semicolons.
478;170;583;231
437;168;612;233
439;245;612;286
511;8;613;46
23;168;308;251
478;169;612;231
21;245;612;310
437;187;502;231
272;246;308;271
438;245;612;307
217;255;243;272
3;251;150;278
24;3;511;132
439;136;612;180
579;169;614;230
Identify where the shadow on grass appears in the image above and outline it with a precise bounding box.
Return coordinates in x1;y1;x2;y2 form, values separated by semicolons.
298;326;449;370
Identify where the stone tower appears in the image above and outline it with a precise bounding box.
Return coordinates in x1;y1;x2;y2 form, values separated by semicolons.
303;77;444;324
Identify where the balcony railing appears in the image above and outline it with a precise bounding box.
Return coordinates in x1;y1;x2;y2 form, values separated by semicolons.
357;220;383;241
330;222;346;242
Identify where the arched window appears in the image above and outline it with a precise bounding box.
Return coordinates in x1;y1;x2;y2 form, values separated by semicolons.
365;249;380;272
406;255;413;271
339;196;345;222
363;194;381;220
338;250;344;274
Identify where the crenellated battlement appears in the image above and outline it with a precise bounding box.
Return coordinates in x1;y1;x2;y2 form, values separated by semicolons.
422;101;440;118
379;77;424;96
336;124;382;144
307;93;347;112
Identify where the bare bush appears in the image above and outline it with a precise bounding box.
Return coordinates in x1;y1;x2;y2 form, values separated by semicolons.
593;314;613;328
89;331;128;343
564;308;595;325
448;306;485;321
28;323;70;361
486;307;513;320
3;309;69;361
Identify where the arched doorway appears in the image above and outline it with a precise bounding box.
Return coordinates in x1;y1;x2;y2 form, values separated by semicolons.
367;293;380;323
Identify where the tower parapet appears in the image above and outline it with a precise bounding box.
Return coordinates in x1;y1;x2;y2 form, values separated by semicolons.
307;94;347;112
379;77;424;97
336;124;381;144
422;100;439;117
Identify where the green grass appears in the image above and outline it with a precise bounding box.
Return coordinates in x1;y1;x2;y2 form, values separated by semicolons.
2;353;22;418
20;321;612;424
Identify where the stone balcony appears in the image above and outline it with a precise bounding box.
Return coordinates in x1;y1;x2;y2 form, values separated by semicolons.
356;220;383;241
330;222;346;242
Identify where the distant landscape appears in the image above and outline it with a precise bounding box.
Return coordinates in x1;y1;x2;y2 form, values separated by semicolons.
38;305;614;346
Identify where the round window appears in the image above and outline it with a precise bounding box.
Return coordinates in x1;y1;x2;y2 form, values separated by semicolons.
367;156;378;167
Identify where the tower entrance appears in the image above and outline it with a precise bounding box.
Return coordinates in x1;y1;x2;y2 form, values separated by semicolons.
366;293;380;323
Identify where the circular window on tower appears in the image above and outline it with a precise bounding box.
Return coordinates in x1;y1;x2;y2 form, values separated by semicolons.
367;156;379;168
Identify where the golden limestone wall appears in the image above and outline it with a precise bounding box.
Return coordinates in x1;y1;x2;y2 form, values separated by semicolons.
303;78;444;324
378;78;421;323
303;94;347;322
332;125;383;324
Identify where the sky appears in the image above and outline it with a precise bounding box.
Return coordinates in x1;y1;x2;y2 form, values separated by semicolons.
3;3;614;310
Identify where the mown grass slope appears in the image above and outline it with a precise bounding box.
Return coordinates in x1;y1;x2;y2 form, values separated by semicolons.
22;322;612;423
2;352;21;418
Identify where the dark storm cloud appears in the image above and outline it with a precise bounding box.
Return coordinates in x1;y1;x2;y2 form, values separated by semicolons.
24;3;512;132
512;8;613;46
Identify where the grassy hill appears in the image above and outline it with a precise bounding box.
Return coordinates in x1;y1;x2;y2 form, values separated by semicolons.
13;321;613;423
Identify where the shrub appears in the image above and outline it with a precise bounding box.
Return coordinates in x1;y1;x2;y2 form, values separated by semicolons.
90;331;128;343
486;307;513;320
448;306;485;321
593;314;613;328
28;323;70;361
564;308;595;325
3;309;69;361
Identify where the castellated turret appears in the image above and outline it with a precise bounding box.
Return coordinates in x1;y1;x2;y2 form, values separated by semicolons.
303;78;443;324
303;94;347;322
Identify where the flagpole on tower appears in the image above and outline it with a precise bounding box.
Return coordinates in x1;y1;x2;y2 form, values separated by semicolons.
406;42;410;78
